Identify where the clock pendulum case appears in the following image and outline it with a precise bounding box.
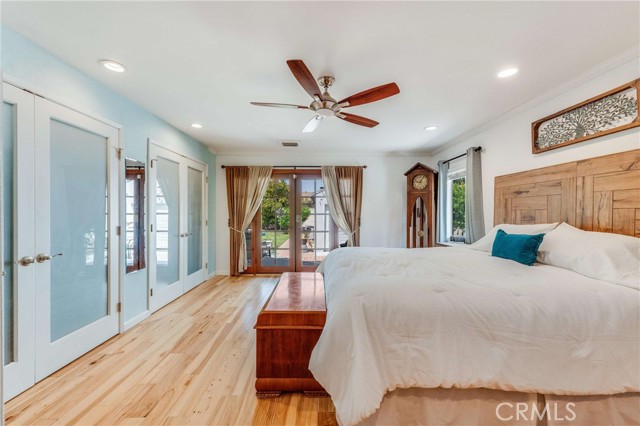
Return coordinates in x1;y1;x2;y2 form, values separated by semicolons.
404;163;437;248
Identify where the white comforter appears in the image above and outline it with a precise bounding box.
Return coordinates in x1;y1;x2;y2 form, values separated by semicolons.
309;247;640;426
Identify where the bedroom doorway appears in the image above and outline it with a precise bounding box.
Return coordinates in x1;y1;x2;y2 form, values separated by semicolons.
148;143;208;313
246;170;342;274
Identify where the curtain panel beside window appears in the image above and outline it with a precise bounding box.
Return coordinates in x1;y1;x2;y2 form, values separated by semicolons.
225;166;272;275
321;166;363;247
464;147;485;244
436;160;449;243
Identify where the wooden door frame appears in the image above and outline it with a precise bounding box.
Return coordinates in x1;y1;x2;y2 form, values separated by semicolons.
253;170;295;274
245;169;338;274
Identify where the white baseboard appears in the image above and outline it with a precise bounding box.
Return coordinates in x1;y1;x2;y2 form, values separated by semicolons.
207;272;217;280
216;270;230;276
123;310;150;331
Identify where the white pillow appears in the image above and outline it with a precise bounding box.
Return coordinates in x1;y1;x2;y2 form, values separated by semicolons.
537;223;640;289
468;223;559;252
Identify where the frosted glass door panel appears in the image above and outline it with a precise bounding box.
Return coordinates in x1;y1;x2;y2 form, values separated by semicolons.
155;158;180;288
49;119;109;341
3;101;15;363
187;167;203;276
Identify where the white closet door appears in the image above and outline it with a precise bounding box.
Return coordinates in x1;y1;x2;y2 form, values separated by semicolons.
184;159;207;292
33;97;120;381
148;144;184;312
2;83;36;399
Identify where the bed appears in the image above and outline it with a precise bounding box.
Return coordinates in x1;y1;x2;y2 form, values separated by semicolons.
309;149;640;426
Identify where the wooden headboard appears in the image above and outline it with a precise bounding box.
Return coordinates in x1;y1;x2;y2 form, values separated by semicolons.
494;149;640;237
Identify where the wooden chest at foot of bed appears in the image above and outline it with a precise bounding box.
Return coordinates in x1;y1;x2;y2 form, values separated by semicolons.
254;272;327;397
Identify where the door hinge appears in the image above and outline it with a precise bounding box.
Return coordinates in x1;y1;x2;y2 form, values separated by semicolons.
206;176;209;184
116;226;121;236
150;159;155;168
150;288;153;297
116;148;123;160
206;262;208;269
206;219;208;226
150;223;154;232
116;302;121;313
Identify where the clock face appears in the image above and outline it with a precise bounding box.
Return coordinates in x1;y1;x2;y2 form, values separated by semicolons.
412;174;428;190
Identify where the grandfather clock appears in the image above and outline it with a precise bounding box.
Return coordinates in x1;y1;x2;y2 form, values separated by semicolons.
405;163;437;248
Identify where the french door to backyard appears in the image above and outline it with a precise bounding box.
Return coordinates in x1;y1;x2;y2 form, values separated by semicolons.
247;171;342;273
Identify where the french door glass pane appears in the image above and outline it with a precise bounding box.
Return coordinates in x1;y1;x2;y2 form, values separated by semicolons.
2;102;15;363
50;119;108;341
155;158;180;287
300;177;331;266
187;167;202;275
260;177;290;268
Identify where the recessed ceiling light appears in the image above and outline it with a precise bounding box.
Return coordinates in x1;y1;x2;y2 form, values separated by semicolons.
191;123;203;129
424;126;438;131
497;68;519;78
99;59;126;73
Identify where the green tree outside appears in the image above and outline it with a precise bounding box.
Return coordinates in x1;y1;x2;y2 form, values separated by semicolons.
452;178;465;233
261;180;311;231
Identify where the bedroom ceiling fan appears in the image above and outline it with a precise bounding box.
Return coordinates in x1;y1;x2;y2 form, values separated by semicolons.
251;59;400;133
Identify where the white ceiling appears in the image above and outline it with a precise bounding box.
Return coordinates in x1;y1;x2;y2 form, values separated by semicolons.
3;1;639;154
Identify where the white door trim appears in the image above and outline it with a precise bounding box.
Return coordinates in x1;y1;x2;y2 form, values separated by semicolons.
2;78;123;131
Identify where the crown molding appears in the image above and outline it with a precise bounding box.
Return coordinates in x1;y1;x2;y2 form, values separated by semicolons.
213;150;432;158
428;47;640;156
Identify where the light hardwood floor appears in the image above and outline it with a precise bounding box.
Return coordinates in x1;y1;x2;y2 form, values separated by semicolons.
5;276;338;426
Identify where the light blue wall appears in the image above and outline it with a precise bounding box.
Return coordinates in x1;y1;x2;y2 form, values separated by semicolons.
1;28;216;323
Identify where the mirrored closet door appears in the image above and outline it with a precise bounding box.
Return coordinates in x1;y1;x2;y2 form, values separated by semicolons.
2;82;121;400
148;143;207;313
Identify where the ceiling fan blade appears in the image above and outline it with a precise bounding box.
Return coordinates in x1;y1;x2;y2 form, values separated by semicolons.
337;112;379;128
303;116;323;133
250;102;308;109
338;82;400;107
287;59;322;100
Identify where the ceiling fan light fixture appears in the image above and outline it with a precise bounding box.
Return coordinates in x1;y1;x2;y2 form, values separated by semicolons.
252;59;399;131
303;116;323;133
99;59;126;73
497;67;519;78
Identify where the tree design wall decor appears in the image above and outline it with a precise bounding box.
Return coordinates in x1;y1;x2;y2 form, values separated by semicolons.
532;79;640;154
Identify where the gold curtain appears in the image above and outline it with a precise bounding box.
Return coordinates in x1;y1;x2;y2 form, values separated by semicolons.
321;166;363;246
225;166;272;275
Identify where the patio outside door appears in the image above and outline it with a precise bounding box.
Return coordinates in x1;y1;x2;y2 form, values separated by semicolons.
251;170;342;274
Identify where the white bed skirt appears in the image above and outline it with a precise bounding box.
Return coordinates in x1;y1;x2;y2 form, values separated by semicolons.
352;388;640;426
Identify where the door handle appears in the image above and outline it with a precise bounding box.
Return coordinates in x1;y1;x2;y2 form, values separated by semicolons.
36;253;63;263
17;256;35;267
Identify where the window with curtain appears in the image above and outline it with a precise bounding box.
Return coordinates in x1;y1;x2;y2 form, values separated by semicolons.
445;158;466;243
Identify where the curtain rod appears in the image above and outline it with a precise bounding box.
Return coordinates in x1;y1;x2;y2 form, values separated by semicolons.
441;146;482;165
220;165;367;169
